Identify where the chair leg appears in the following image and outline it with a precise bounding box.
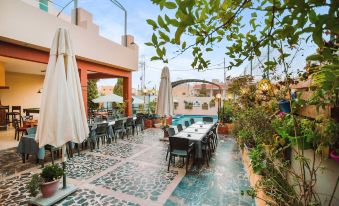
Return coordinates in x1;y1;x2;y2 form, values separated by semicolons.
51;151;55;165
186;155;189;173
167;154;171;171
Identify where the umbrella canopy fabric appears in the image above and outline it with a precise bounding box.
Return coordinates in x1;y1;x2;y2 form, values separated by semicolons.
35;28;88;148
132;96;144;104
156;66;173;116
92;94;123;104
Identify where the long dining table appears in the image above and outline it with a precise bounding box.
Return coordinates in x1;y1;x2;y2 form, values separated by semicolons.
173;121;217;161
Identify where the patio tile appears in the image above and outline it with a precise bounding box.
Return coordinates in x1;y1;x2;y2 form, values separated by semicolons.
123;128;163;145
0;147;37;177
91;161;178;201
0;172;33;205
61;154;120;180
93;142;146;159
164;138;255;206
55;189;140;206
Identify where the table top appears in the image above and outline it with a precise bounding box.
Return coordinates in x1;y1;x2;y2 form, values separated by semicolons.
89;117;137;129
174;121;215;141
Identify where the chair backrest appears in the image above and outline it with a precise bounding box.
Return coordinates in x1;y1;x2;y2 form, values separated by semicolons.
12;106;21;113
177;124;183;132
184;121;190;128
114;119;124;130
169;137;189;152
13;119;19;129
126;118;134;126
107;109;113;116
136;117;144;125
94;116;103;123
3;105;9;113
190;118;195;124
27;127;37;135
95;123;108;135
167;127;176;137
202;117;213;123
107;115;115;121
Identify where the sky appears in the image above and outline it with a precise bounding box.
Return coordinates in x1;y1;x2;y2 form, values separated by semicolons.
51;0;319;90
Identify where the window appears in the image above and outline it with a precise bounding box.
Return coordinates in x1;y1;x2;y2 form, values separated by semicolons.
39;0;48;12
174;102;179;110
202;103;208;110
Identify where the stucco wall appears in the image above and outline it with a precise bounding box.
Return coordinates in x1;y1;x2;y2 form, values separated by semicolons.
173;96;219;116
0;72;43;112
291;149;339;205
0;0;138;71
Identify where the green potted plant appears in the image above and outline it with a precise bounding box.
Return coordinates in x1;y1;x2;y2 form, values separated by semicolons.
27;164;64;198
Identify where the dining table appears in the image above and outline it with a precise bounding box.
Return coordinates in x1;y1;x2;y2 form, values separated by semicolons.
16;133;45;163
173;121;217;162
89;116;137;139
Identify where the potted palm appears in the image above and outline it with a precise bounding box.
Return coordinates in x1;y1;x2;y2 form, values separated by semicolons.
27;164;64;198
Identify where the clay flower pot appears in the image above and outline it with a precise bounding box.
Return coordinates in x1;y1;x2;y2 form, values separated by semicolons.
330;150;339;163
40;179;60;198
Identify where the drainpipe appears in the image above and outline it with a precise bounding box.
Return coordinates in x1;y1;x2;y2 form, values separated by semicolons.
110;0;128;47
74;0;78;25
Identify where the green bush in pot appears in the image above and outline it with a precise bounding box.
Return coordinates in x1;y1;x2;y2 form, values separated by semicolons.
27;164;64;197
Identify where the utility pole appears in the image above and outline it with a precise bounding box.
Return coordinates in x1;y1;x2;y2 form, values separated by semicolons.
250;51;253;76
224;58;226;98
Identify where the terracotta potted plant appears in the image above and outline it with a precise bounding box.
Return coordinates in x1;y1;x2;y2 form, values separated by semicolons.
27;164;64;198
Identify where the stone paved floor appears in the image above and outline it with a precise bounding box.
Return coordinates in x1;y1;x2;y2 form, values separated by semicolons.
0;128;255;206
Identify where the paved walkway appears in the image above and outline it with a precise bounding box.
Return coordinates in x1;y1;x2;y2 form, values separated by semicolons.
0;128;255;206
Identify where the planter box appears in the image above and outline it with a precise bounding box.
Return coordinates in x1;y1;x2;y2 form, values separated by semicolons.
217;123;234;134
241;148;275;206
144;119;153;129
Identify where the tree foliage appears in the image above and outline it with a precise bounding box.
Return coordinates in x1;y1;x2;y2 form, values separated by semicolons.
113;78;123;97
87;79;99;111
146;0;338;71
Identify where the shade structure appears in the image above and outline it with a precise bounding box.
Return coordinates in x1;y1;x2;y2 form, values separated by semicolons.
156;66;173;117
36;28;88;150
132;96;144;104
92;94;123;104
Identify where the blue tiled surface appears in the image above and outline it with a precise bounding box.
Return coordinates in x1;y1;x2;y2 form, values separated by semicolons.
165;138;255;206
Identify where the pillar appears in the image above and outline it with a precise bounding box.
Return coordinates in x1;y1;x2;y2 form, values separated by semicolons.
123;75;132;116
0;62;6;87
79;68;88;116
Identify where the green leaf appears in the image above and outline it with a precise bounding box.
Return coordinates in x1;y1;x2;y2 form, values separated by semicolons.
146;19;158;30
206;48;213;52
152;33;158;45
144;42;153;46
164;2;177;9
159;31;170;41
251;12;257;18
182;41;187;49
150;56;160;61
175;27;185;44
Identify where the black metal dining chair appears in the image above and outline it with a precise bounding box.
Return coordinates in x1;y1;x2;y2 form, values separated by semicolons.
168;137;195;173
165;128;176;161
184;121;190;128
135;117;144;135
202;117;214;123
125;117;135;137
95;123;109;147
190;118;195;124
177;124;183;132
113;119;126;140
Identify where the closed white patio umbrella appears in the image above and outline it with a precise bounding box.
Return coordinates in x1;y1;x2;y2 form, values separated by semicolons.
35;28;88;188
156;66;173;121
92;93;123;104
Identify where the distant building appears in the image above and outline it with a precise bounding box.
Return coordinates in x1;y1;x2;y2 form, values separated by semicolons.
172;80;230;116
98;86;114;96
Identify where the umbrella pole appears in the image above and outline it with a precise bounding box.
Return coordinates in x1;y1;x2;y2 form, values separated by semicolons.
62;144;67;189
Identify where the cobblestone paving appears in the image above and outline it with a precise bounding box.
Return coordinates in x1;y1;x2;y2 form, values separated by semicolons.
91;162;178;201
0;172;33;205
93;142;146;158
60;154;120;179
55;189;141;206
0;128;254;206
